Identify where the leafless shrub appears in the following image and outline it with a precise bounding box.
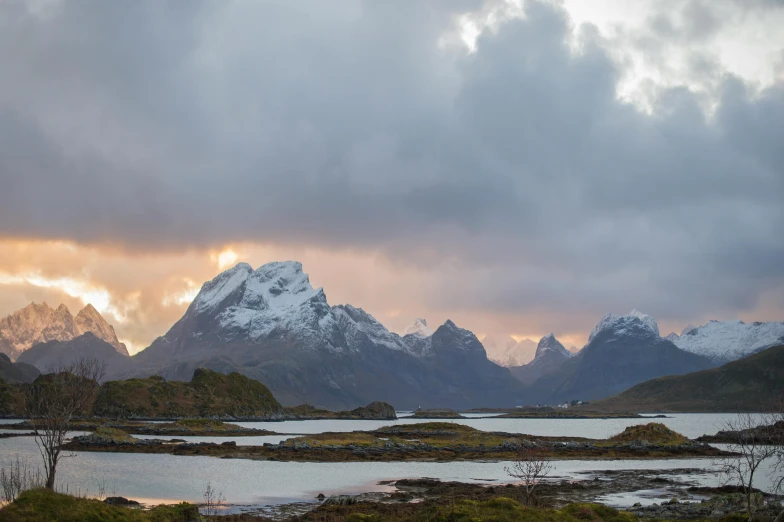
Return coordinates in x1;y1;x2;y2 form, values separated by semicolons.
202;481;226;517
0;456;44;503
504;445;554;506
24;357;105;490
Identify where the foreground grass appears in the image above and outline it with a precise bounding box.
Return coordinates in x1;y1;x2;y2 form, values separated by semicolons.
0;490;754;522
304;497;749;522
0;489;200;522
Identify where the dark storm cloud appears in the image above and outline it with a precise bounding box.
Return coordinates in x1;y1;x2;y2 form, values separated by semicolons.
0;0;782;326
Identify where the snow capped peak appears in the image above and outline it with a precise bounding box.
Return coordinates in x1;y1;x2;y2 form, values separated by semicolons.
588;309;660;342
186;260;344;350
672;319;784;363
194;262;254;312
628;309;659;335
402;318;433;338
535;333;571;359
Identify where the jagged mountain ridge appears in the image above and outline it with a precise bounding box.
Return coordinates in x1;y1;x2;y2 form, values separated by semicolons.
509;334;572;385
528;310;715;404
0;302;128;360
130;261;525;409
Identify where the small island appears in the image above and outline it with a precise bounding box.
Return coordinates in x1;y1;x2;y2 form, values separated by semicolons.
406;408;466;419
63;422;729;462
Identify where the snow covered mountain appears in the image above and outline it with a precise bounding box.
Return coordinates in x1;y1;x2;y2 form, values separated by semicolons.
510;334;572;384
402;318;433;338
588;309;660;342
669;320;784;363
529;310;714;403
0;302;128;360
132;261;525;409
483;335;538;367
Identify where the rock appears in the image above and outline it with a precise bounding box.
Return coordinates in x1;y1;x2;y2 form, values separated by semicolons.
104;496;140;506
316;493;325;500
348;401;397;420
323;495;358;506
220;441;237;447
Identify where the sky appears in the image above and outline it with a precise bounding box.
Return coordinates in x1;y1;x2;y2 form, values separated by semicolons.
1;0;783;354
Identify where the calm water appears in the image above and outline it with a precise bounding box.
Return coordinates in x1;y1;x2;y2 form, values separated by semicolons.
0;413;754;439
0;413;774;509
231;412;755;439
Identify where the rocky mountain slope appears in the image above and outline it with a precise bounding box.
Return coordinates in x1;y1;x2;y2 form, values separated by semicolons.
668;320;784;363
528;310;715;404
0;302;128;360
483;335;538;367
130;261;525;409
17;333;131;375
589;344;784;412
509;334;572;384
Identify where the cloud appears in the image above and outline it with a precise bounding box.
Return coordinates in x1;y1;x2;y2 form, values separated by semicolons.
0;0;782;344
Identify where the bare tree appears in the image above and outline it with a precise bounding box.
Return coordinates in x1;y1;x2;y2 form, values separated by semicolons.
505;445;554;506
717;412;779;522
765;400;784;522
24;358;104;490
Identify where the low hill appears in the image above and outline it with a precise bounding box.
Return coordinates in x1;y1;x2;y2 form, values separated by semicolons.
0;353;39;384
92;368;284;419
589;345;784;412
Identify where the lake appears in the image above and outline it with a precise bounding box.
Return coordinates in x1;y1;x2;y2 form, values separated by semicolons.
0;413;772;510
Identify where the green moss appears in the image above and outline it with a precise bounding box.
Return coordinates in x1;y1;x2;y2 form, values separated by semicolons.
607;423;689;445
153;419;247;433
93;426;135;443
92;369;283;419
0;489;199;522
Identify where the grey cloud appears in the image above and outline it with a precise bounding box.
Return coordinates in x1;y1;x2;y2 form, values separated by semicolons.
0;0;782;326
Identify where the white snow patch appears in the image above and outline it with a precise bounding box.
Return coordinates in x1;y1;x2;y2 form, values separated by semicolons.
673;319;784;362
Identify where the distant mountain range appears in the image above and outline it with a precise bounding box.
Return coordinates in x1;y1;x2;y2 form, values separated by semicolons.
527;310;715;404
0;302;128;360
128;261;525;409
589;344;784;412
2;262;782;410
